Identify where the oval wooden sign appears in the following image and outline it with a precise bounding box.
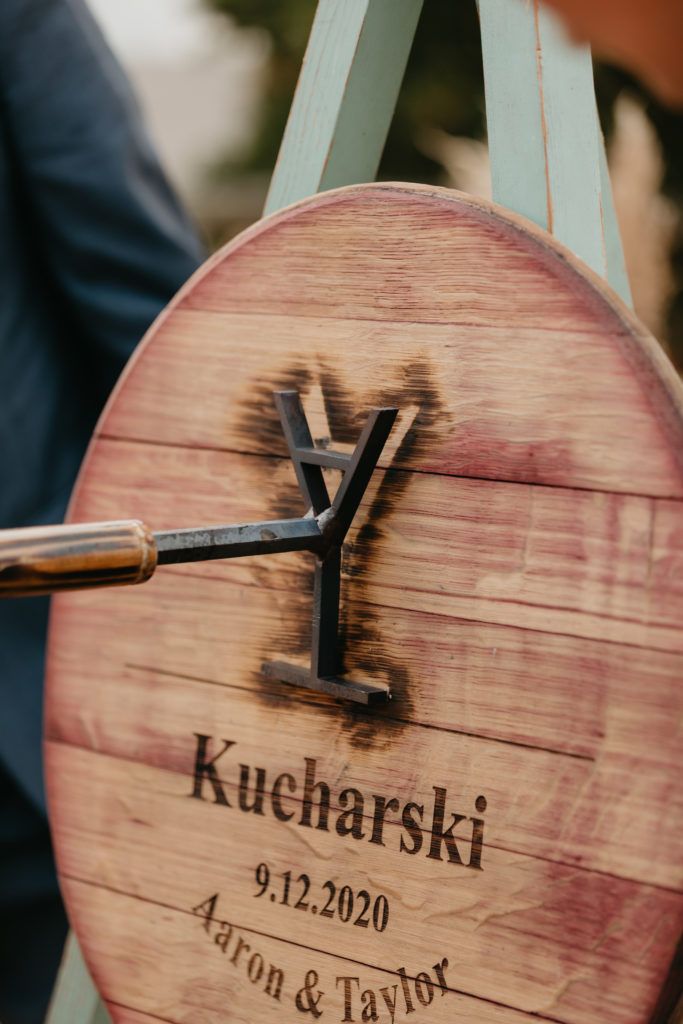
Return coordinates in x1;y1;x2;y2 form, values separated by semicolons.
45;184;683;1024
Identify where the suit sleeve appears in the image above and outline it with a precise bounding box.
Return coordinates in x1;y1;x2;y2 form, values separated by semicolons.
0;0;205;384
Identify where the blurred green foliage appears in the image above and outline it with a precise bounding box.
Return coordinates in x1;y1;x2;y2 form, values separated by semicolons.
207;0;683;366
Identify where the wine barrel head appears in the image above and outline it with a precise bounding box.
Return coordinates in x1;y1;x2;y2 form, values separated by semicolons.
45;183;683;1024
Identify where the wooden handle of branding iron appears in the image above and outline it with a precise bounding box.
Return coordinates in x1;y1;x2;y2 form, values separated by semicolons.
0;520;157;597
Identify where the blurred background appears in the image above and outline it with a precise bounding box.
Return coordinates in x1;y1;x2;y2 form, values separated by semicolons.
86;0;683;369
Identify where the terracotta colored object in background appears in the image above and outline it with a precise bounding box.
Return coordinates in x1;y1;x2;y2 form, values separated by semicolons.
542;0;683;107
45;184;683;1023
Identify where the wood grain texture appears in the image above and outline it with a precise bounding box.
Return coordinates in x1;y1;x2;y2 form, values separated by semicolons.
45;185;683;1023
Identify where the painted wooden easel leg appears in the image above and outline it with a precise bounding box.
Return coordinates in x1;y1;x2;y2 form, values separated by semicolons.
265;0;423;214
45;933;110;1024
479;0;632;304
597;132;632;305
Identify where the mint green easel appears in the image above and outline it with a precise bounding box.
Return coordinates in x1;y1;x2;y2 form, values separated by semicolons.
45;1;630;1020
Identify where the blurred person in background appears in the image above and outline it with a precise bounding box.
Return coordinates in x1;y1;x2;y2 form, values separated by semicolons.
0;1;203;1021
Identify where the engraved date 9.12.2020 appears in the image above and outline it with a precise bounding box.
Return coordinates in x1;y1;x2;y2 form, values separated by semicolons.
254;862;390;933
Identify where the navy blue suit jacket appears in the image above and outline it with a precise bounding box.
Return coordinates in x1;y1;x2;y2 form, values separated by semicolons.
0;0;204;810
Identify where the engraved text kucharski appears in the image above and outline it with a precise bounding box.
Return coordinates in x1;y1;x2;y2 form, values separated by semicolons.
189;734;488;869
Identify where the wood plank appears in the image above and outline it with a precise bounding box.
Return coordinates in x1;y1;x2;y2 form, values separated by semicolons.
45;650;683;889
49;578;683;763
100;309;683;498
69;438;683;653
102;194;683;497
46;570;683;764
53;797;677;1024
178;189;605;328
68;880;550;1024
354;472;683;652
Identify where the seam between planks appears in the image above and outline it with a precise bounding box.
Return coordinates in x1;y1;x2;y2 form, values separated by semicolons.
95;434;683;504
139;561;683;658
121;662;595;762
170;306;637;337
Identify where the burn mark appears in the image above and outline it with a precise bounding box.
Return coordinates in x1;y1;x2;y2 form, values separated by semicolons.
233;363;314;678
327;358;451;748
235;363;312;473
232;357;451;749
233;365;317;710
319;358;449;467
